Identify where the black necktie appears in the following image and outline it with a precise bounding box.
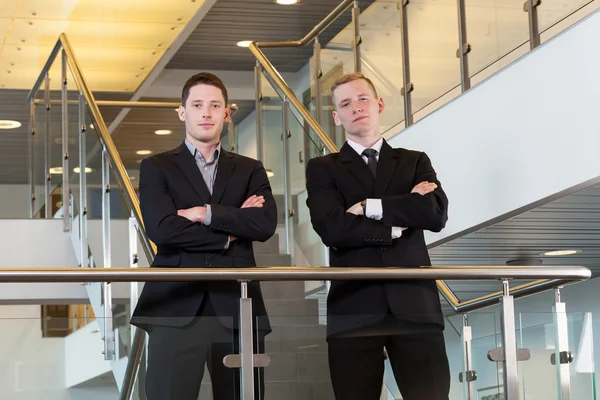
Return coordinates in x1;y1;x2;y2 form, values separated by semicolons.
362;148;378;177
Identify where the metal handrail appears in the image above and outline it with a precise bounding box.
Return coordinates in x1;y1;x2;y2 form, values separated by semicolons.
0;266;589;283
248;1;357;155
26;33;156;262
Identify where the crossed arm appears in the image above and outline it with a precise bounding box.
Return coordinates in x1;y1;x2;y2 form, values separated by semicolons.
140;158;277;252
305;152;448;249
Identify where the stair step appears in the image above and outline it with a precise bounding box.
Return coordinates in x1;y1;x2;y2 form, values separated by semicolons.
198;381;335;400
260;281;306;300
253;233;280;254
255;253;292;267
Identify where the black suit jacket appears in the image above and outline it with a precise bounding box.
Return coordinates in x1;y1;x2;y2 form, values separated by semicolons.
131;143;277;332
305;140;448;337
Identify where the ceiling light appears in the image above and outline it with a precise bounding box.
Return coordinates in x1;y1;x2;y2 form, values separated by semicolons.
49;167;62;174
136;150;152;155
541;250;581;256
155;129;172;135
73;167;93;174
266;169;275;178
89;123;94;129
0;120;21;129
276;0;298;4
237;40;252;48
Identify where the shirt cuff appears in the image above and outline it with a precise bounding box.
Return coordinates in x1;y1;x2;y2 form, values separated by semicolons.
365;198;383;220
203;204;212;226
224;236;231;250
391;227;403;239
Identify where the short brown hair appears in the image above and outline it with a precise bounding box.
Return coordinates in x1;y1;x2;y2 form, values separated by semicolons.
330;73;378;106
181;72;228;106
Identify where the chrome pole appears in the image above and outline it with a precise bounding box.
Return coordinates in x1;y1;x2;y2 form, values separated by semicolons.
61;49;71;232
398;0;414;127
525;0;541;49
102;148;115;360
352;1;362;72
462;315;475;400
456;0;471;91
29;100;36;218
501;280;519;399
78;92;88;267
239;281;255;399
254;62;264;162
553;288;571;399
281;98;294;258
313;37;323;126
44;73;51;218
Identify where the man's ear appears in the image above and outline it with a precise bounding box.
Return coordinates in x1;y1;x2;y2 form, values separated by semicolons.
224;106;231;123
332;110;342;126
377;97;385;114
177;105;185;122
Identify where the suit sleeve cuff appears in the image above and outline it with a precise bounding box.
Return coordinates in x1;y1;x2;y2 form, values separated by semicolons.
365;198;383;220
391;227;403;239
203;204;212;226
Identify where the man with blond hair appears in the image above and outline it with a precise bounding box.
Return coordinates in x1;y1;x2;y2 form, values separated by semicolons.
306;72;450;400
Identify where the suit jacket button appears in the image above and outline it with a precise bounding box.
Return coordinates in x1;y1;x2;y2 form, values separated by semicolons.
205;261;212;267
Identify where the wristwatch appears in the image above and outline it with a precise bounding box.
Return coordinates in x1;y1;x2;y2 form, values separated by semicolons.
360;199;367;215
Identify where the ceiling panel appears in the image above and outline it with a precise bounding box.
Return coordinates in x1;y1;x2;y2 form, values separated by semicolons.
167;0;375;72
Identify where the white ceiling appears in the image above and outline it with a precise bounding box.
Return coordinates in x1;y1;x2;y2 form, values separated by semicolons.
0;0;208;91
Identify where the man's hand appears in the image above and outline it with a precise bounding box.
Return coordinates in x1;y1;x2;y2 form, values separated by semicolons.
241;195;265;209
177;206;207;223
346;201;364;216
411;181;438;196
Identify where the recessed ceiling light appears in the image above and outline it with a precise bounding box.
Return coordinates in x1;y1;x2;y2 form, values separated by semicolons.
541;249;582;256
89;123;94;129
266;169;275;178
0;120;21;129
73;167;93;174
237;40;252;48
276;0;298;4
136;150;152;155
155;129;172;135
49;167;62;174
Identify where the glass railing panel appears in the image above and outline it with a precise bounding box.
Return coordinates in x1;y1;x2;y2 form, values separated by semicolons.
286;107;331;272
518;311;596;399
407;0;462;122
259;72;287;230
538;0;594;34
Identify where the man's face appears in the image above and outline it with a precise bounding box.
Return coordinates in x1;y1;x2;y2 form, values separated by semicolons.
178;84;230;144
331;79;384;138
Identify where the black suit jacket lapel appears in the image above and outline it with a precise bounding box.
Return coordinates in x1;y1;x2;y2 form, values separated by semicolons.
172;142;212;202
375;140;399;197
340;142;375;194
212;148;235;204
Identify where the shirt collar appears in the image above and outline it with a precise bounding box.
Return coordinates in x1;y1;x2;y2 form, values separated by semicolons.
185;140;221;163
347;137;383;157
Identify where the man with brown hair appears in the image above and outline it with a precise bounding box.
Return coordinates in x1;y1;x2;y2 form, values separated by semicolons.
131;72;276;399
306;72;450;399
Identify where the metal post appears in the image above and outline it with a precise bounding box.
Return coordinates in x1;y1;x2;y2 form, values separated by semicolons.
228;119;235;152
102;148;115;360
29;101;36;218
501;279;519;399
398;0;414;127
78;93;88;267
239;281;255;399
44;73;52;218
553;287;571;399
281;98;294;259
525;0;541;49
61;49;71;232
352;1;362;73
462;314;475;400
313;37;323;125
254;62;264;162
129;214;140;315
456;0;471;91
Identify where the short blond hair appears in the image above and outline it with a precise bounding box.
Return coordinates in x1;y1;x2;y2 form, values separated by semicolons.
330;73;379;107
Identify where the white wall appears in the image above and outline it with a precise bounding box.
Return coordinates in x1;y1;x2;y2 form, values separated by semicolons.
0;305;69;400
0;184;32;219
386;9;600;246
